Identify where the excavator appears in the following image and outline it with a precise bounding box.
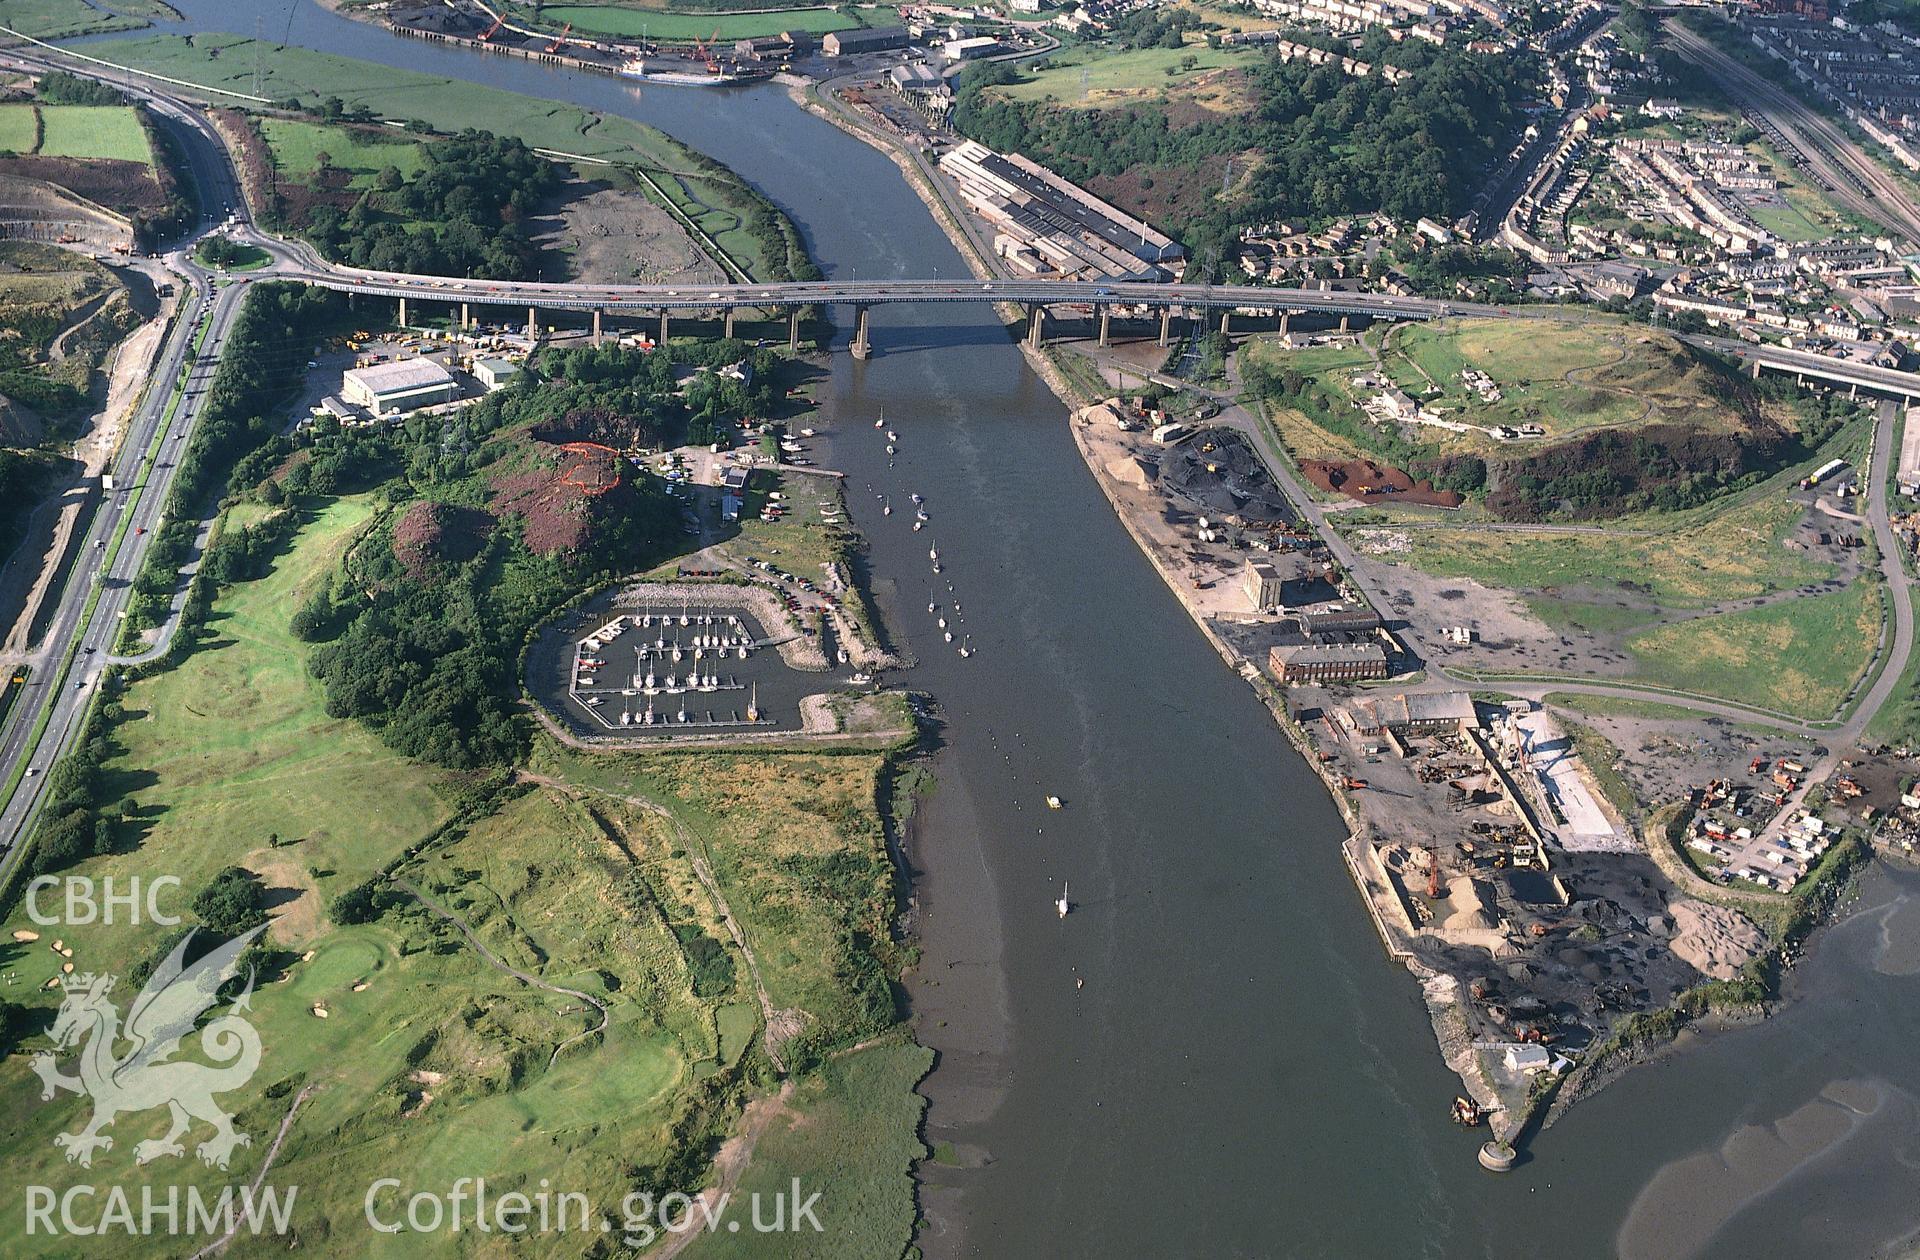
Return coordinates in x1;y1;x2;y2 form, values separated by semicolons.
545;22;572;54
477;14;504;41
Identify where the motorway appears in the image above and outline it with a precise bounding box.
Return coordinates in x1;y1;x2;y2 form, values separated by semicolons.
1666;20;1920;246
0;64;255;862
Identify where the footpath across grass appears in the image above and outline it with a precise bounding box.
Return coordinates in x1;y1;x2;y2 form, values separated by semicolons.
1623;580;1881;717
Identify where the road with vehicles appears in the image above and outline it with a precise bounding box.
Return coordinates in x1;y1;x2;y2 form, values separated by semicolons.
0;61;261;866
0;270;248;862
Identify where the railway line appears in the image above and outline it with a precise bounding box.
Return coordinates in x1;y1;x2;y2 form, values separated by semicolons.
1666;20;1920;245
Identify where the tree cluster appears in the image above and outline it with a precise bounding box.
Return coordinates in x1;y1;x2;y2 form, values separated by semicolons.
37;71;124;106
299;131;559;280
954;42;1534;255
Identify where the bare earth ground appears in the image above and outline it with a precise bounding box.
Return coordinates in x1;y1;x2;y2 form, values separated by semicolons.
530;176;726;287
0;311;165;665
1549;704;1825;811
1349;549;1642;678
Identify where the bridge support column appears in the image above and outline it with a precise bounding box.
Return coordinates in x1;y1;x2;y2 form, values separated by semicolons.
1796;372;1805;387
788;308;801;353
1278;310;1290;336
1751;359;1763;380
724;308;735;339
1158;306;1173;348
1338;314;1350;333
1026;303;1046;350
592;308;603;346
1850;382;1859;400
527;306;538;341
851;304;872;360
397;296;408;328
1098;306;1112;348
460;302;470;330
658;310;670;346
1218;309;1232;337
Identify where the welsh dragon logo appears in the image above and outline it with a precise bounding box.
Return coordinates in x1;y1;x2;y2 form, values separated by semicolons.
31;926;267;1169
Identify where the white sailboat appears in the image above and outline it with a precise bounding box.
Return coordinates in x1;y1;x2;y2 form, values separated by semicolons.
1056;883;1071;919
958;634;972;658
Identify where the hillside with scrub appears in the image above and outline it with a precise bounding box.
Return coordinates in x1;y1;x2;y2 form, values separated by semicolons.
954;7;1535;266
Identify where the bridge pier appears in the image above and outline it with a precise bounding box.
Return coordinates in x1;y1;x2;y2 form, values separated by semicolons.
592;308;603;346
1752;359;1762;380
1850;382;1859;400
659;310;670;346
1098;306;1112;348
1338;314;1350;333
1278;311;1290;336
460;301;470;330
851;304;872;360
397;295;408;328
527;306;538;341
1026;303;1047;350
1158;306;1173;349
1218;309;1232;337
724;308;735;339
788;308;801;353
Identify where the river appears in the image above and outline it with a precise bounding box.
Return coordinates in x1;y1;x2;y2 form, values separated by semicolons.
81;6;1920;1255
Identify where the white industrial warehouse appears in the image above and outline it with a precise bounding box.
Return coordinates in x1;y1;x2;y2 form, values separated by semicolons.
341;358;458;415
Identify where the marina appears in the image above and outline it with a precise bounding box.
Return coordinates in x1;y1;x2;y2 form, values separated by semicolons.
527;588;854;739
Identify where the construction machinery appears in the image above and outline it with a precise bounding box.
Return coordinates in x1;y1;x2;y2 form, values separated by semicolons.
546;22;572;53
478;14;504;41
690;29;723;74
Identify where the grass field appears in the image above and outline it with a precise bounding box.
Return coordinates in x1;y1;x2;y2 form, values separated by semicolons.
534;3;863;39
0;103;150;163
991;41;1256;111
681;1040;931;1260
0;102;35;152
35;104;150;162
1380;318;1744;440
259;117;426;187
90;34;683;164
1623;580;1880;715
1389;495;1838;606
0;0;147;39
1544;691;1731;723
82;496;452;946
0;487;925;1256
88;34;792;279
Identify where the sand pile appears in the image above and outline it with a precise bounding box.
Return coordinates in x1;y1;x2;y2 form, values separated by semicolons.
1105;455;1151;489
1668;900;1766;980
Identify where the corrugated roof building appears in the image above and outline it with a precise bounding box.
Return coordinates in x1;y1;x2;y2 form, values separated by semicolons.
341;358;457;414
